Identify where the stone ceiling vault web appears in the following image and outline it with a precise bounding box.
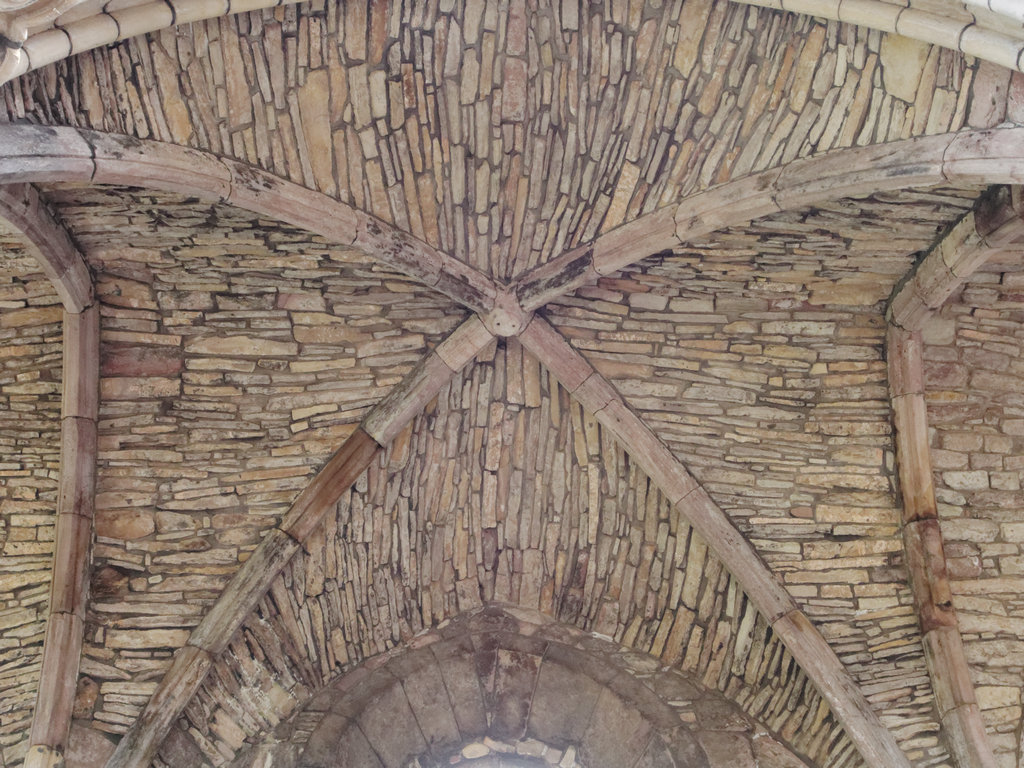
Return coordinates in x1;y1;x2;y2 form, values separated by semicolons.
0;2;1023;767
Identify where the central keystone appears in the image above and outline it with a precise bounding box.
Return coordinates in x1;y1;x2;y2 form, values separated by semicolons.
481;287;532;337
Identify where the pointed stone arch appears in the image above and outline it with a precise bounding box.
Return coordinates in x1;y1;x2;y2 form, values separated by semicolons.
0;125;497;314
255;606;811;768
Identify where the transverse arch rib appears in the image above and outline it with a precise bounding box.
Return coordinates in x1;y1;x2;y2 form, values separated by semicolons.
729;0;1024;74
0;125;497;315
0;0;305;86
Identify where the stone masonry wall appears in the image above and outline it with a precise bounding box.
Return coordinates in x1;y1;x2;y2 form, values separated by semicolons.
0;1;1017;764
545;188;988;766
38;186;467;743
0;236;62;768
925;265;1024;768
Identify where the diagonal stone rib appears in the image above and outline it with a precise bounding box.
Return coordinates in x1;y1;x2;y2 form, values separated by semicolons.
0;182;92;312
516;127;1024;311
0;124;498;315
103;316;495;768
518;314;913;768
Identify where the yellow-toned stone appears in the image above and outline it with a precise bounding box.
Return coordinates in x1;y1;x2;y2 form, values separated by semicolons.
879;33;931;103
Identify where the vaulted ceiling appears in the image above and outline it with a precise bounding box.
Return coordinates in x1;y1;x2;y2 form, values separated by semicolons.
0;1;1023;767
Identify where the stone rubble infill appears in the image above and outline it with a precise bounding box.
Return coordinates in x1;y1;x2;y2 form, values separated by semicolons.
31;186;465;748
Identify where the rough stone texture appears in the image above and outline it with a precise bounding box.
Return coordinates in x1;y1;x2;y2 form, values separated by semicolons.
244;607;807;768
167;341;858;768
0;1;1019;766
0;233;61;768
38;185;466;741
542;188;986;768
0;1;988;283
925;265;1024;768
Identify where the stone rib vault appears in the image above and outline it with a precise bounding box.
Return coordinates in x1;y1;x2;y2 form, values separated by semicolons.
0;1;1023;767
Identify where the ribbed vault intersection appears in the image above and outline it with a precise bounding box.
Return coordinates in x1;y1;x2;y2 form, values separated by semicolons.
0;1;1023;767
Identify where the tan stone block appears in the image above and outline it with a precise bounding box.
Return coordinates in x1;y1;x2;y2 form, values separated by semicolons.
105;628;190;649
185;335;298;357
0;305;61;328
100;377;180;400
879;33;930;103
94;509;155;541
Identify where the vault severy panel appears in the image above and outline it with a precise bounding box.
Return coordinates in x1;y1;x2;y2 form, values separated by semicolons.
924;266;1024;765
1;1;985;280
546;187;979;530
43;185;469;742
159;342;864;768
0;242;62;768
545;185;980;533
542;187;988;767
